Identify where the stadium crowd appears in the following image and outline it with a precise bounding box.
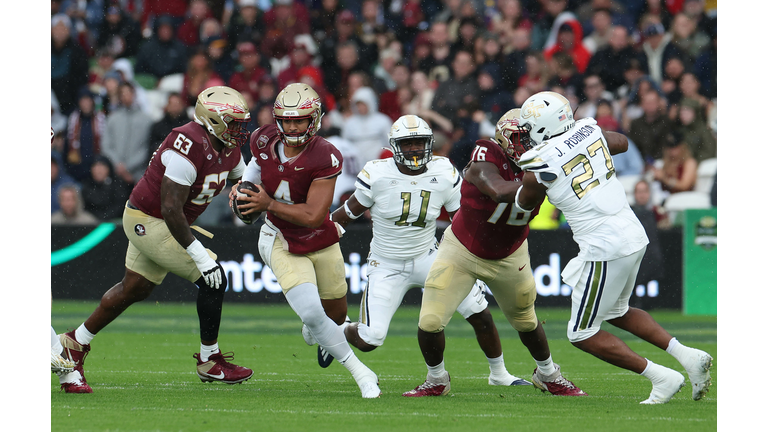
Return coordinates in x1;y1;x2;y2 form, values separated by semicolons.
51;0;717;227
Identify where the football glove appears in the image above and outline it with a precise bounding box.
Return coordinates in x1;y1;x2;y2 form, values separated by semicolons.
186;239;222;289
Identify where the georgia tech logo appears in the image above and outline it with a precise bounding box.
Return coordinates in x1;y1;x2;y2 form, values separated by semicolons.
521;101;546;119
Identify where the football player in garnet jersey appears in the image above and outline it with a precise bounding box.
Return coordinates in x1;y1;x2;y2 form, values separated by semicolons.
232;83;381;398
331;115;531;388
515;91;712;404
403;108;586;397
56;87;254;393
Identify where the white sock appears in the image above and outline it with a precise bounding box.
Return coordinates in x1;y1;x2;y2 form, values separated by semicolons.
488;354;508;376
665;337;697;369
666;337;680;353
640;359;663;382
535;355;557;376
427;360;447;378
200;343;220;362
75;323;95;345
51;327;63;353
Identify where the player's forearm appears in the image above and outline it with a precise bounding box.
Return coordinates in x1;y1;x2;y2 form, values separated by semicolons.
266;200;329;228
163;207;196;248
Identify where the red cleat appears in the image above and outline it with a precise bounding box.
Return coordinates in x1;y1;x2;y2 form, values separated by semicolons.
194;351;253;384
58;331;93;394
531;365;587;396
403;373;451;397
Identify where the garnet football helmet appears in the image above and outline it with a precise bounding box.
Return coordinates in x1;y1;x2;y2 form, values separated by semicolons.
194;86;251;148
389;115;434;170
495;108;532;165
518;91;575;144
273;83;323;147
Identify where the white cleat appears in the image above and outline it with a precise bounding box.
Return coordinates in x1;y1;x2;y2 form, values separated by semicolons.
356;370;381;398
51;349;75;376
684;350;713;401
640;368;685;405
301;324;316;346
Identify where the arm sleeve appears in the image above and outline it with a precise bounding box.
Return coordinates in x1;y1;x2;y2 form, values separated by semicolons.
229;155;247;180
242;156;262;184
161;150;197;186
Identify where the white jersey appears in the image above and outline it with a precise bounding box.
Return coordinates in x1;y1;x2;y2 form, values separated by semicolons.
354;156;462;260
518;118;648;261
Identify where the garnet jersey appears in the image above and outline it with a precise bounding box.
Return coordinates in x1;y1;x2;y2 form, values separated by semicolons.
130;122;245;224
354;156;462;260
450;139;540;260
249;124;343;255
518;118;647;261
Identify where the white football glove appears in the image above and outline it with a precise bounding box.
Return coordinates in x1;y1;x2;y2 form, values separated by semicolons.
186;239;222;289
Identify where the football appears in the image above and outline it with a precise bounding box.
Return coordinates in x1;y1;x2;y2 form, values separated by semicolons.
233;181;262;224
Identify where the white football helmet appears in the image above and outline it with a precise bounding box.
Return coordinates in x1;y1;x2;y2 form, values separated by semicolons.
519;91;575;144
273;83;323;147
495;108;532;165
194;86;251;148
389;115;434;170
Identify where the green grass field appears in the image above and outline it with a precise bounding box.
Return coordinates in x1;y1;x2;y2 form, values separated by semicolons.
51;300;716;432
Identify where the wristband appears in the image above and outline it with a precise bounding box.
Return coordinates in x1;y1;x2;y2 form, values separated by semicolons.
185;239;208;264
515;186;535;211
344;201;362;219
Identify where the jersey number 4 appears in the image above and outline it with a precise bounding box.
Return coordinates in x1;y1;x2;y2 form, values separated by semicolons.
561;138;615;199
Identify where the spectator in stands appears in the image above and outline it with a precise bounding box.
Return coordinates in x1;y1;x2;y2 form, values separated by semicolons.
585;24;637;94
148;93;189;158
63;89;106;183
324;40;365;102
182;49;226;107
139;0;189;34
668;10;709;61
81;155;131;222
431;49;479;124
261;0;311;62
677;97;716;163
619;74;660;132
477;63;513;124
581;8;612;54
632;178;670;230
628;89;673;162
529;0;569;52
678;71;710;113
341;87;393;164
546;51;584;101
51;91;68;141
543;22;591;75
660;55;687;106
228;41;268;104
52;151;78;214
518;51;548;93
100;70;123;115
630;179;667;290
694;31;716;100
379;63;411;122
226;0;265;54
454;16;482;58
87;48;116;97
637;22;687;88
277;35;320;90
310;0;343;42
490;0;533;48
501;28;532;94
101;82;153;187
96;3;142;59
110;58;151;114
637;0;674;30
206;37;236;83
134;15;188;79
52;14;90;115
652;132;698;198
403;70;435;117
52;184;99;225
576;74;615;120
418;21;455;85
177;0;214;47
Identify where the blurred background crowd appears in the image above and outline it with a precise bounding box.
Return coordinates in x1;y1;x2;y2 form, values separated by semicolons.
51;0;717;230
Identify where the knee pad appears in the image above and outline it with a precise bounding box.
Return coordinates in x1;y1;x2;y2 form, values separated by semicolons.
418;313;445;333
358;324;386;347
